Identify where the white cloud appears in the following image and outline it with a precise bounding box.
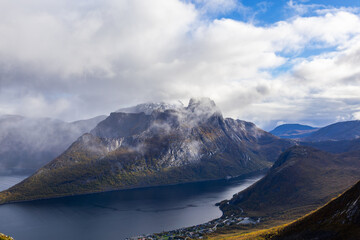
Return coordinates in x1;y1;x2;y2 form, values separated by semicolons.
353;112;360;120
0;0;360;130
286;0;324;16
193;0;238;14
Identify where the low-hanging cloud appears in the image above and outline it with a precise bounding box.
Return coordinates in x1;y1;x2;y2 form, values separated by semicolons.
1;0;360;130
0;115;105;175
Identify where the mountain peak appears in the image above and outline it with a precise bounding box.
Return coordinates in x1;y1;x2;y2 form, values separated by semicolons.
117;102;183;115
115;98;221;122
187;97;216;108
186;97;220;116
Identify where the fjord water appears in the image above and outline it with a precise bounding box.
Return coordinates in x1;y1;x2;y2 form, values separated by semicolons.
0;175;262;240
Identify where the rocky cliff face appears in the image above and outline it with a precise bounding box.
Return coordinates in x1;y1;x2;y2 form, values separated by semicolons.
0;98;292;203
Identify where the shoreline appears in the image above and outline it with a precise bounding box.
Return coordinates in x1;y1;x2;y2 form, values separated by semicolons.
127;173;265;239
0;168;267;206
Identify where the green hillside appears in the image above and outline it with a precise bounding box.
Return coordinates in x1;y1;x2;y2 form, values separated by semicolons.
0;233;13;240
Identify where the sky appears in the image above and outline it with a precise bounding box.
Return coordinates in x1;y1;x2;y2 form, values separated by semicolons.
1;0;360;130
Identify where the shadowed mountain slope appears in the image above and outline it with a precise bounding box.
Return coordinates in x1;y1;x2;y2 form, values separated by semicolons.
0;98;292;203
272;180;360;240
301;138;360;154
270;124;318;139
209;180;360;240
220;145;360;222
305;120;360;142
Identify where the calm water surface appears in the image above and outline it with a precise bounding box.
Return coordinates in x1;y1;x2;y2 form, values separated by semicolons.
0;174;262;240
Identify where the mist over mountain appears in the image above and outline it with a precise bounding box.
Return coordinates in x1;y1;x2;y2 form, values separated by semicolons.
116;102;184;115
0;98;292;203
0;115;106;175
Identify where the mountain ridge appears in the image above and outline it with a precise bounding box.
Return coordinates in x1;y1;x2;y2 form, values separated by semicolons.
305;120;360;142
270;124;318;139
220;145;360;222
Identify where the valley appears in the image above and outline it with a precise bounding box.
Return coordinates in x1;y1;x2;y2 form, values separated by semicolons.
2;1;360;239
0;100;359;240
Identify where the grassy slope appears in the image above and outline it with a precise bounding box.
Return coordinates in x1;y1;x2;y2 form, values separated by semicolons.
208;180;360;240
0;233;13;240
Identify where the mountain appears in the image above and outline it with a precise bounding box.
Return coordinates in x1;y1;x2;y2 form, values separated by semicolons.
209;180;360;240
0;98;292;203
220;145;360;222
270;180;360;240
270;124;318;139
0;115;107;175
305;120;360;142
116;102;183;115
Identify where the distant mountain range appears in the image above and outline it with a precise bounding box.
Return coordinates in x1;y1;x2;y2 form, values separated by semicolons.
0;98;292;204
271;120;360;142
304;120;360;142
0;115;106;175
270;124;318;139
220;145;360;222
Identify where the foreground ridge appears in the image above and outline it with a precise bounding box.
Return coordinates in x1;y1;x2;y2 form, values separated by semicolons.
209;180;360;240
220;145;360;221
